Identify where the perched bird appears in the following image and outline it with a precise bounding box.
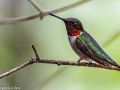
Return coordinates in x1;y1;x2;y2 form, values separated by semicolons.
49;13;120;68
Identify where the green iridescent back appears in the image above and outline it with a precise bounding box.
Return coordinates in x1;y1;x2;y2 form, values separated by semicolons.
76;31;117;64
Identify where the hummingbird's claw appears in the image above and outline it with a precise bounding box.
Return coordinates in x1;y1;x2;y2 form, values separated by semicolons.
77;57;94;66
77;59;81;62
77;57;84;65
77;56;84;62
88;61;93;66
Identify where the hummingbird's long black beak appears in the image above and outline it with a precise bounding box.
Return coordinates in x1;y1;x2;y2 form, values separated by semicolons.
49;13;66;22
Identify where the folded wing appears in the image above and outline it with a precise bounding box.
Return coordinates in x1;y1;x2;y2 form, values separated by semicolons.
76;31;119;67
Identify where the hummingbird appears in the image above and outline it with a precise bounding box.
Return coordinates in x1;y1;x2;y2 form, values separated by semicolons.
49;13;120;68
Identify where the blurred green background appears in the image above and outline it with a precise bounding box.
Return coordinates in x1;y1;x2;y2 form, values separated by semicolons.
0;0;120;90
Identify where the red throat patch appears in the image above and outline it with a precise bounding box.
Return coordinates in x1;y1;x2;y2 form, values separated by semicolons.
68;29;81;36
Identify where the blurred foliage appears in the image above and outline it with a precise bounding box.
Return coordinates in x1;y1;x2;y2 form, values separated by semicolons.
0;0;120;90
103;31;120;47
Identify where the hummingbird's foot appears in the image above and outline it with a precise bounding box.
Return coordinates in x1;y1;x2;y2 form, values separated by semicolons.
77;55;86;62
77;58;82;62
88;61;93;66
77;59;81;62
77;57;84;64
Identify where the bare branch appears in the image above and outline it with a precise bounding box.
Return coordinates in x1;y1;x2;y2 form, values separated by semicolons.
0;60;33;79
0;0;90;25
46;0;90;14
0;56;120;79
0;13;40;25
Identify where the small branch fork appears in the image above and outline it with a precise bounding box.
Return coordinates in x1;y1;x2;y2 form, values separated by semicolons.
0;0;90;25
0;45;120;79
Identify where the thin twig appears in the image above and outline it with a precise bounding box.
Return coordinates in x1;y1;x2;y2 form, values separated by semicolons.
28;0;43;13
0;60;33;79
0;45;120;79
32;45;40;59
0;57;120;79
0;0;90;25
28;0;44;19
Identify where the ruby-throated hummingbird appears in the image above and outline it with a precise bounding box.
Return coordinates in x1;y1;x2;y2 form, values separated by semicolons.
49;13;120;68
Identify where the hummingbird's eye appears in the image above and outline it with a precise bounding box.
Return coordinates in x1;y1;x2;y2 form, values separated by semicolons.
74;22;77;25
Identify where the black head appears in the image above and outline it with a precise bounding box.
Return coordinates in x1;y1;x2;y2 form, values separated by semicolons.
49;13;84;36
64;18;84;31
